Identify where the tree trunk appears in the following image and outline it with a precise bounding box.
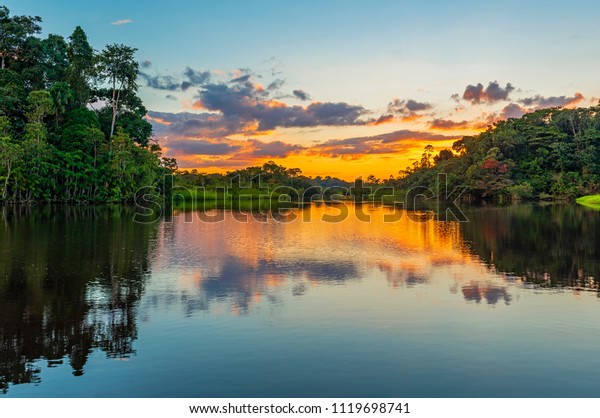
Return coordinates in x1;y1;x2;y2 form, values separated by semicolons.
110;79;123;138
110;77;117;137
2;171;9;199
110;101;117;137
2;159;12;199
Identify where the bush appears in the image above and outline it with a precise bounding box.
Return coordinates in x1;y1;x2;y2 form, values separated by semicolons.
508;182;533;200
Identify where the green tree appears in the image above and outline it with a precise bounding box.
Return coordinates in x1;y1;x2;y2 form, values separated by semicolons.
0;8;170;203
41;34;69;85
0;140;21;199
27;90;54;124
0;117;21;199
97;44;139;137
67;26;94;106
96;94;152;146
25;90;53;142
0;69;27;121
61;107;104;177
49;82;74;127
19;138;52;200
0;6;42;69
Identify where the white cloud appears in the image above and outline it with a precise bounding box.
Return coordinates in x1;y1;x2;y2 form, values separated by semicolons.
111;19;134;25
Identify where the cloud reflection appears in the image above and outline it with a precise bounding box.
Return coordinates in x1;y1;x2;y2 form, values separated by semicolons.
461;283;512;305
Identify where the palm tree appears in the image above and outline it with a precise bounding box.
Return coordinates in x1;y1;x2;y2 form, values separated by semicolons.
50;82;74;127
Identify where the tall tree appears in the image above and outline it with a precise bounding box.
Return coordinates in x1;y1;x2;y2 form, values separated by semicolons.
0;6;42;69
97;44;139;137
0;8;168;203
66;26;94;106
41;34;69;86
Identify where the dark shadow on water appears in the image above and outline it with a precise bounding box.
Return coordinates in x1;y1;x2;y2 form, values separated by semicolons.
460;283;512;305
460;203;600;293
0;205;157;394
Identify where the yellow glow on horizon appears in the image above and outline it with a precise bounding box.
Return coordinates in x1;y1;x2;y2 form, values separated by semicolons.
177;138;458;180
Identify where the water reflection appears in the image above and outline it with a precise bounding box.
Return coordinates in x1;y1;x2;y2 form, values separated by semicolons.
460;203;600;292
146;204;470;317
0;205;156;394
1;202;599;395
459;283;512;305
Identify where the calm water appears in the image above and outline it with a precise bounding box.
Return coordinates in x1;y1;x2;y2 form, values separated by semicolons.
1;203;599;397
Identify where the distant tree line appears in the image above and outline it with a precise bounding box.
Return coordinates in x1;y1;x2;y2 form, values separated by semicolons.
0;6;174;203
176;161;354;196
397;106;600;200
159;105;600;203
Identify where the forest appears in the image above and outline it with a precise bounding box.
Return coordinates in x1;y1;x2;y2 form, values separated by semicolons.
397;105;600;200
0;6;174;203
3;4;598;205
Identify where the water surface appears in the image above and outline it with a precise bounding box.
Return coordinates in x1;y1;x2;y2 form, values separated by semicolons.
1;203;599;397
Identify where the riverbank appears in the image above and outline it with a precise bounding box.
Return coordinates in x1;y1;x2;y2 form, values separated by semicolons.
576;195;600;210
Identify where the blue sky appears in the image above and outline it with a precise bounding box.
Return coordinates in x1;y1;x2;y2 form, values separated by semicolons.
5;0;600;177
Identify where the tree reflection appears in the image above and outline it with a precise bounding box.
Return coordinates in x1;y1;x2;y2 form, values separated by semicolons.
0;205;156;394
460;203;600;293
4;202;599;394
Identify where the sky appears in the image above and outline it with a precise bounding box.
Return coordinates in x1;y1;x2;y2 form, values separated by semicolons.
5;0;600;179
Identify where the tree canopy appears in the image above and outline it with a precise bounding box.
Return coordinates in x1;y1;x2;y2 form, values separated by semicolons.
0;6;173;203
398;105;600;200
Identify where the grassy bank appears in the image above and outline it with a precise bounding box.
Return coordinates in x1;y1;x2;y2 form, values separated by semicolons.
576;195;600;210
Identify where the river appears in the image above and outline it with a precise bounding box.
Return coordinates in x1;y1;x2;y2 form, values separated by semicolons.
1;202;599;397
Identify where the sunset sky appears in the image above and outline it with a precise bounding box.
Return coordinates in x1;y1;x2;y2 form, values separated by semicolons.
7;0;600;179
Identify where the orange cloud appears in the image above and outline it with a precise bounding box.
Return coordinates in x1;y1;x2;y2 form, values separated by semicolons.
368;114;395;126
400;113;424;122
265;99;287;108
564;92;585;108
159;125;460;180
428;113;498;132
519;92;585;109
309;130;458;160
145;115;172;125
181;100;206;110
143;66;592;180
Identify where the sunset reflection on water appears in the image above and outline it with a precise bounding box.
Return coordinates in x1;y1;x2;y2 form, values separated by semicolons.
148;203;517;316
2;203;600;397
